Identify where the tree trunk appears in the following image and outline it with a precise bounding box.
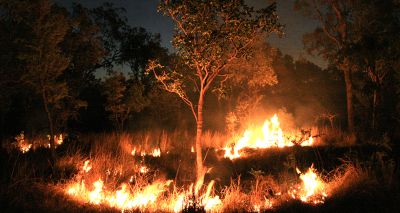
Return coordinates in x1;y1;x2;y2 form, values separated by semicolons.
195;91;204;182
372;89;381;130
343;68;354;133
42;91;56;162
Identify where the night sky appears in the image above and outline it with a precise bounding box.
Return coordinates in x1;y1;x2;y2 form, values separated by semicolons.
57;0;325;68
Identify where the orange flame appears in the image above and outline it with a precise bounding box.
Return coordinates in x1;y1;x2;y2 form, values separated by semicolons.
289;165;327;204
131;147;161;157
224;114;314;159
66;178;173;210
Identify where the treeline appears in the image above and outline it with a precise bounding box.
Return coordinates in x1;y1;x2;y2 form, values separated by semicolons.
0;0;399;142
0;0;182;140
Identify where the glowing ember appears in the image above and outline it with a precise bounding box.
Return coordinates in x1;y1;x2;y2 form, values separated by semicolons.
224;114;314;159
288;165;327;204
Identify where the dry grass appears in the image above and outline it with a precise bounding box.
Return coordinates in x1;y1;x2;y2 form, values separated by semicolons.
1;129;399;212
317;126;356;146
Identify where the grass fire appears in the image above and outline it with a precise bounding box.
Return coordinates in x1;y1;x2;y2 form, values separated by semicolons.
1;0;400;212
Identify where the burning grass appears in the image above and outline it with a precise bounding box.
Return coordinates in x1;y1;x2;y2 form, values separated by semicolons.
1;128;399;212
223;114;317;160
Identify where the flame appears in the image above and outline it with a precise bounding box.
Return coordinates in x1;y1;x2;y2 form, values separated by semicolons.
202;181;222;211
151;148;161;157
66;178;173;211
131;147;136;156
139;166;149;174
82;160;92;173
20;143;32;153
170;179;222;212
131;147;161;157
224;114;314;159
89;179;104;204
63;158;335;211
173;194;185;212
15;132;32;153
55;134;63;145
288;165;327;204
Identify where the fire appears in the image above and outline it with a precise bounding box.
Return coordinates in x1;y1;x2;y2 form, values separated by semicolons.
82;160;92;173
151;148;161;157
63;157;336;212
171;179;222;212
139;166;149;174
131;147;161;157
65;158;223;212
55;134;63;145
224;114;314;159
20;143;32;153
13;131;65;153
288;165;328;204
66;177;173;210
14;131;32;153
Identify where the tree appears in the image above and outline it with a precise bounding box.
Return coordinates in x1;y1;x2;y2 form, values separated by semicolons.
103;71;149;132
349;0;400;130
147;0;281;180
15;0;71;160
0;0;24;139
219;41;278;131
295;0;357;132
62;3;105;92
90;2;169;79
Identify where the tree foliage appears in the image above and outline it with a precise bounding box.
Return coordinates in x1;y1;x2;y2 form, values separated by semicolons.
296;0;400;134
103;72;149;132
147;0;282;179
349;0;400;130
12;0;72;158
295;0;359;132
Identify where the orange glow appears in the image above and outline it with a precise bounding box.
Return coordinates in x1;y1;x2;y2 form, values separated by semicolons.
139;166;149;174
288;165;327;204
66;178;173;211
131;147;161;157
171;179;222;212
224;114;314;159
63;158;335;211
82;160;92;173
64;169;223;212
151;148;161;157
55;134;63;145
20;143;32;153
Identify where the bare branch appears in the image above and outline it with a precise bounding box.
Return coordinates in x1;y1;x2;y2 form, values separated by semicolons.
312;0;341;48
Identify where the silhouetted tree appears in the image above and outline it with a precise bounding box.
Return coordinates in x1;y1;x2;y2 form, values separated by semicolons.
349;0;400;130
295;0;357;133
103;71;149;132
147;0;282;180
13;0;72;159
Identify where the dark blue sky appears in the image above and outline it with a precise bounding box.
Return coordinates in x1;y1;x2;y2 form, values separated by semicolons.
57;0;325;68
